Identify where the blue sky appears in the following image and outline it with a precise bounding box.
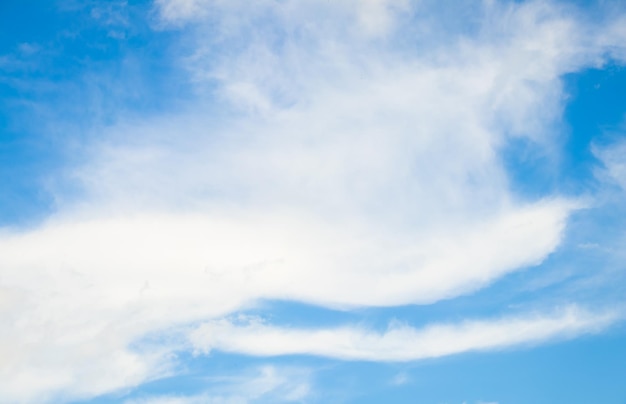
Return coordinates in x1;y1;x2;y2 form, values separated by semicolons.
1;1;626;403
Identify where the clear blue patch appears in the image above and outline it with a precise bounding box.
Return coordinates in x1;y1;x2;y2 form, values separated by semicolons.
0;0;193;227
502;62;626;199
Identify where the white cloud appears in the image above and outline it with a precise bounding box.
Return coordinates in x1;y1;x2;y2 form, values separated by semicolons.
0;200;575;402
0;199;575;307
154;0;410;39
153;0;209;24
188;306;616;361
2;0;626;402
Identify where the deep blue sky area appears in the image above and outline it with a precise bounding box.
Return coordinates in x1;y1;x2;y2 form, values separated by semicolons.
562;65;626;186
0;0;187;226
502;64;626;200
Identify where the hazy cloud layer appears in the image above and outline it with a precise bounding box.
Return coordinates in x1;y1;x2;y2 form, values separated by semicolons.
124;366;311;404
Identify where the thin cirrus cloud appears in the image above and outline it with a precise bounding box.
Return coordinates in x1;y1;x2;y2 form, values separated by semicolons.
188;306;616;361
0;0;625;402
123;366;312;404
594;139;626;192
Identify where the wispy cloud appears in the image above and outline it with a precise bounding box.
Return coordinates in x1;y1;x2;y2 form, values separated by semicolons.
594;139;626;191
124;365;311;404
188;306;616;361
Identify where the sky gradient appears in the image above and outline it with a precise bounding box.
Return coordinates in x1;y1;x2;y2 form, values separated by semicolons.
1;1;626;403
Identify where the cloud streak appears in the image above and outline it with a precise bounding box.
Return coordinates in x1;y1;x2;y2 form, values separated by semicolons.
124;366;311;404
189;306;617;361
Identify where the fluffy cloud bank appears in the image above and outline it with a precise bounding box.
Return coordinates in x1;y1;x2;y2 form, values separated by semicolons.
1;0;625;402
